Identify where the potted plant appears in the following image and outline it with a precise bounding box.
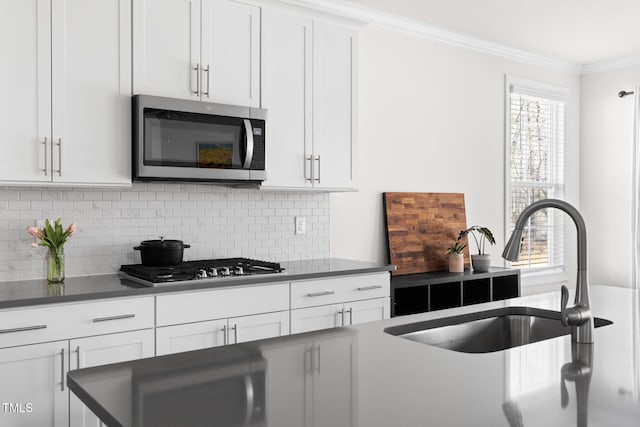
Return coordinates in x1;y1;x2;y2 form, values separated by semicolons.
458;226;495;273
445;240;466;273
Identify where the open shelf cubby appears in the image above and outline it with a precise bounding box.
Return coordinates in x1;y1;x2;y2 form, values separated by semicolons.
391;268;520;317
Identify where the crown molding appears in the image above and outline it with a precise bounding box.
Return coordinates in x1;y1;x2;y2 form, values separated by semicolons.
581;55;640;75
280;0;581;74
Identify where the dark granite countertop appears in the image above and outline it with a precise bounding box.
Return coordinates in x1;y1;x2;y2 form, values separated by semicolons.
67;285;640;426
0;258;395;309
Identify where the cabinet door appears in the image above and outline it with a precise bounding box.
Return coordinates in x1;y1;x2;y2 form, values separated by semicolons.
0;0;52;183
311;334;354;427
201;0;260;106
260;8;312;189
0;341;68;427
312;21;357;190
229;311;290;344
51;0;132;185
68;329;154;427
132;0;200;100
290;304;344;335
261;341;307;427
156;319;227;356
346;297;389;326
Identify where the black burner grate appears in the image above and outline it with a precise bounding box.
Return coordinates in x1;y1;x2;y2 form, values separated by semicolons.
120;258;284;283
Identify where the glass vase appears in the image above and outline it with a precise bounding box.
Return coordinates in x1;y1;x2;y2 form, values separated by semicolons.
46;248;65;283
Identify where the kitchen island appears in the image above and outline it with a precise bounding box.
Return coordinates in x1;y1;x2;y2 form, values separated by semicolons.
67;285;640;426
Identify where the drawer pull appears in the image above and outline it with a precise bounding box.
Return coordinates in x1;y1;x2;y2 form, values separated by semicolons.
0;325;47;334
356;285;382;291
92;314;135;323
307;291;335;298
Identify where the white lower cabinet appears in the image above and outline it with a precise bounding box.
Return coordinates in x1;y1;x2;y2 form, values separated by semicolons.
155;283;290;356
291;298;389;334
69;329;155;427
156;311;290;356
156;319;227;356
262;329;355;427
0;341;68;427
0;296;154;427
290;272;391;334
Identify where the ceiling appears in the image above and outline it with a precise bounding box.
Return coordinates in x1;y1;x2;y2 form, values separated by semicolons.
345;0;640;65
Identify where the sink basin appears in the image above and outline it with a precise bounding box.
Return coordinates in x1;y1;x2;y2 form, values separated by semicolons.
384;307;612;353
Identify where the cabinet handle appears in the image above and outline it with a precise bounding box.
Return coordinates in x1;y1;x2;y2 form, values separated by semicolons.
55;138;62;176
305;155;313;182
315;345;321;374
0;325;47;334
314;155;321;183
222;325;227;345
346;307;353;325
307;291;335;297
92;314;135;322
60;348;65;391
203;65;211;98
305;347;312;374
231;324;238;344
356;285;382;291
41;137;48;176
75;346;80;369
192;63;200;95
337;309;344;326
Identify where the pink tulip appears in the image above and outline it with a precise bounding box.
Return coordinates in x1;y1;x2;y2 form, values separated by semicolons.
26;226;40;237
66;222;77;235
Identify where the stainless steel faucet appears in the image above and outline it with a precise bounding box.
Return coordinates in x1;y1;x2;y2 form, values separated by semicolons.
502;199;594;343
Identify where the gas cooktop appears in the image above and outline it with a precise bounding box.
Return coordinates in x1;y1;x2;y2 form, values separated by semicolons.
119;257;285;287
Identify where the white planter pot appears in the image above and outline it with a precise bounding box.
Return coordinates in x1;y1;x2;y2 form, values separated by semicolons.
471;254;491;273
448;254;464;273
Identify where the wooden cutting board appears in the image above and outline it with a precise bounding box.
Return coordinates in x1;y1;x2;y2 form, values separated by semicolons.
383;192;470;275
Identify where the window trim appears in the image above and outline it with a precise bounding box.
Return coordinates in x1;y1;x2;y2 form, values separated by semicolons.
504;75;569;280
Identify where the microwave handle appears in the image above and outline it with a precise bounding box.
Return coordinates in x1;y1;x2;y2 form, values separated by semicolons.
244;374;255;425
243;119;254;169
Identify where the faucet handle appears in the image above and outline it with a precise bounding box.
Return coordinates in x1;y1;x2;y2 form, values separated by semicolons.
560;285;569;327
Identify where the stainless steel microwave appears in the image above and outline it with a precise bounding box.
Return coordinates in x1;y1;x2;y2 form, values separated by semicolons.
133;95;267;183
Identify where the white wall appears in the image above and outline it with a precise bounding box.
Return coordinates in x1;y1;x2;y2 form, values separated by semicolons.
330;26;581;290
580;66;640;287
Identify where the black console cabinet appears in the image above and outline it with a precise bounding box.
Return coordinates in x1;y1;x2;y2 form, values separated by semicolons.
391;268;520;317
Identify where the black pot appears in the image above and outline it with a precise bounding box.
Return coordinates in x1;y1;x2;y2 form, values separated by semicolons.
133;238;191;267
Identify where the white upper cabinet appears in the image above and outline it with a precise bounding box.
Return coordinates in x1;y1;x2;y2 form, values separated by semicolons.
0;0;132;186
133;0;260;107
0;0;51;183
312;21;358;190
261;8;312;188
201;0;260;107
51;0;132;185
133;0;200;100
261;8;358;191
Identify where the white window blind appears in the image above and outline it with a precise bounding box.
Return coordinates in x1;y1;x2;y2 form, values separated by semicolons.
507;78;566;272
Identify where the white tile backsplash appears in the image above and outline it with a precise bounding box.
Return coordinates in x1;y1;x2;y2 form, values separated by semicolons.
0;183;330;281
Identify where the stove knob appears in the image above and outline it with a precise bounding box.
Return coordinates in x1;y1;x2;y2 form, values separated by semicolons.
207;268;218;277
196;269;207;279
220;267;230;276
235;266;244;276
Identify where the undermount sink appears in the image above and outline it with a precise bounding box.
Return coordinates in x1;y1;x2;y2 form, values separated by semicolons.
384;307;612;353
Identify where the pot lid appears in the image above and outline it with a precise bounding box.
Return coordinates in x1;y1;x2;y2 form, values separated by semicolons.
137;237;185;248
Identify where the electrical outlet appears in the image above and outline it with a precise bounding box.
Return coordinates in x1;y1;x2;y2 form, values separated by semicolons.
295;217;306;235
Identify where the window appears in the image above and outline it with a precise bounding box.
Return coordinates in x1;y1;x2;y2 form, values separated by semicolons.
506;77;567;273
